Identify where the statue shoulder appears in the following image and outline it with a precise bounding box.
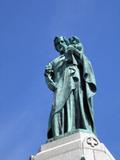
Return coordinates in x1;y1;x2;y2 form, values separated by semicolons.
45;55;65;70
82;53;91;63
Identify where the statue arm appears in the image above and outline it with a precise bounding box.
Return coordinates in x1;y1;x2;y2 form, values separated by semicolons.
44;62;57;92
73;47;83;60
67;45;84;62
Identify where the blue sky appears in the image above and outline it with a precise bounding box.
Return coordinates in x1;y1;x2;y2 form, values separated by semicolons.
0;0;120;159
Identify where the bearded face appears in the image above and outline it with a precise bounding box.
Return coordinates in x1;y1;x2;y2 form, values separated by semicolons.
54;37;68;54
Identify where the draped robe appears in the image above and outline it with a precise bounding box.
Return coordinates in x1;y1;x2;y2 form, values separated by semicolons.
45;49;97;140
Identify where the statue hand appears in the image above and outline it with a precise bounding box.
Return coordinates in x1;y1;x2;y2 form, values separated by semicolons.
52;82;57;91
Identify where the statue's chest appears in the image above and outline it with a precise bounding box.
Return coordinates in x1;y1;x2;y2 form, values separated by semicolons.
53;56;66;73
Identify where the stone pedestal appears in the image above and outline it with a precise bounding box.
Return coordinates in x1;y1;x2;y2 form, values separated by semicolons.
31;132;115;160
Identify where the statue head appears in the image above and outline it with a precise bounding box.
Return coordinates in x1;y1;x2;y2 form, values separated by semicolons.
69;36;80;44
69;36;83;52
54;36;69;54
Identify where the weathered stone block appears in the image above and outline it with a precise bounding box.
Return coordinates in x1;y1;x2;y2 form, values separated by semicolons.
31;132;115;160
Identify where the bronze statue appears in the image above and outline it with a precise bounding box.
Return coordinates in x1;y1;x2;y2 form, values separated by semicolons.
44;36;97;140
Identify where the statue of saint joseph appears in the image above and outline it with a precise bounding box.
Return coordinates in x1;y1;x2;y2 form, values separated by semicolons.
44;36;97;140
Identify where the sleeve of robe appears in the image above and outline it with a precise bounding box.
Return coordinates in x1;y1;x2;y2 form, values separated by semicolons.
44;62;57;92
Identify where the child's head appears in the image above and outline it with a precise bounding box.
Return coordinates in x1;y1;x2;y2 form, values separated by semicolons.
69;36;83;52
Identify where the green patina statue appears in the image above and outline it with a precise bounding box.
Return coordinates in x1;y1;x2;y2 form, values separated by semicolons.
44;36;97;141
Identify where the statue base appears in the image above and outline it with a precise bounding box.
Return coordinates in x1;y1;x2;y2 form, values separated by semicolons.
31;131;115;160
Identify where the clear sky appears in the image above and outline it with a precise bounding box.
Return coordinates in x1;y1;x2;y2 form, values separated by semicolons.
0;0;120;159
